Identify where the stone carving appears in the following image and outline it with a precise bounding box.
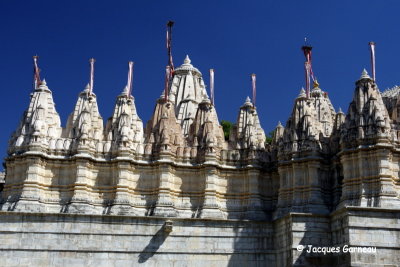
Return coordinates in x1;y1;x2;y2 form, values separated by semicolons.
0;58;398;224
105;86;143;157
168;55;209;136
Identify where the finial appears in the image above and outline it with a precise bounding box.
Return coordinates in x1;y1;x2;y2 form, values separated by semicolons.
277;121;283;128
338;107;343;114
313;79;319;88
360;68;371;79
38;79;48;90
122;85;129;95
184;55;191;64
84;83;90;92
243;96;252;107
298;87;306;98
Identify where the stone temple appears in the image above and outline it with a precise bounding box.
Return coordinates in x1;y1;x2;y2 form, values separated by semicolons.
0;55;399;266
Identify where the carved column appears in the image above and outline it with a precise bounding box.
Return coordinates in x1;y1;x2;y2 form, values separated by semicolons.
68;158;93;214
200;165;223;219
307;160;329;214
246;168;265;220
153;164;177;217
275;164;288;218
110;161;137;215
376;149;398;207
292;163;303;212
14;157;46;212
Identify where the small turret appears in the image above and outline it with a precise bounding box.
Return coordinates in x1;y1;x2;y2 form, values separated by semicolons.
144;98;184;158
188;96;226;160
231;96;266;150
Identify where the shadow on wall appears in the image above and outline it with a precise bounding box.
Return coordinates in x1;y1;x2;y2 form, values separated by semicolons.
138;225;170;263
292;215;344;267
227;221;274;267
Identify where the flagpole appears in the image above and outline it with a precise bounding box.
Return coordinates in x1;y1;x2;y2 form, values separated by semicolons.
127;61;134;97
369;42;376;81
89;58;95;96
33;55;41;90
166;21;175;71
210;69;214;105
251;73;256;107
301;44;313;98
164;66;171;101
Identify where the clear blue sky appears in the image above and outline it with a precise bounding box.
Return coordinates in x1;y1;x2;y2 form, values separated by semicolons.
1;1;400;168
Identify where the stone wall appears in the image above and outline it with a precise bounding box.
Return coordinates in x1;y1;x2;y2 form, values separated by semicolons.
331;207;400;267
0;212;275;267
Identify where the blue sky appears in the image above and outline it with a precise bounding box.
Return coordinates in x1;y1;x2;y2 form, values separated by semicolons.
1;1;400;167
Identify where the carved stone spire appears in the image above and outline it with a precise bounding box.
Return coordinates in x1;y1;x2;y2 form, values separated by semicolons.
339;70;398;209
272;121;284;145
65;84;104;152
231;96;266;150
144;98;184;158
188;96;226;160
341;69;391;147
9;79;62;154
280;81;336;159
167;56;209;136
105;88;143;156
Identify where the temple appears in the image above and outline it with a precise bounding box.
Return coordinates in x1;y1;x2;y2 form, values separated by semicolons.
0;55;399;267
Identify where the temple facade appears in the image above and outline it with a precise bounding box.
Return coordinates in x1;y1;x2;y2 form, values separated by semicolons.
0;56;399;267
